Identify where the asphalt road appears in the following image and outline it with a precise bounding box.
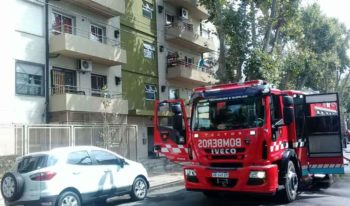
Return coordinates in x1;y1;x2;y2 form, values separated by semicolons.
110;175;350;206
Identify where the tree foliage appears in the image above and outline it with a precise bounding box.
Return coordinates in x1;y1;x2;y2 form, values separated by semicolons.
199;0;350;108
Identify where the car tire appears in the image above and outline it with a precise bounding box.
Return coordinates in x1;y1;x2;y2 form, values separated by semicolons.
278;160;298;203
1;172;25;202
56;191;81;206
130;177;148;201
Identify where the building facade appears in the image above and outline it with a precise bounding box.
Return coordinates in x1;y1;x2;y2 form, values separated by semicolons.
157;0;218;104
121;0;158;159
48;0;128;124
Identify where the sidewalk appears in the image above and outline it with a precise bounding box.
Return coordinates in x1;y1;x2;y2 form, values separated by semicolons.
148;172;184;192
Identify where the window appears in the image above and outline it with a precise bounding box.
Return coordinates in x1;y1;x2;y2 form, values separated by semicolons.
169;88;179;99
16;61;44;96
91;150;119;165
15;0;44;36
142;1;153;19
51;68;76;94
143;42;155;59
52;12;73;34
145;84;157;100
91;74;107;96
90;24;106;43
166;14;174;25
67;151;92;165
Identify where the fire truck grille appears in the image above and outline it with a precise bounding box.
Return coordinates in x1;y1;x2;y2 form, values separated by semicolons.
209;163;243;168
209;178;238;188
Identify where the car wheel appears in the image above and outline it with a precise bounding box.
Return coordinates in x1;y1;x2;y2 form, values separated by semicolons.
278;160;298;203
1;172;24;202
130;177;148;201
56;191;81;206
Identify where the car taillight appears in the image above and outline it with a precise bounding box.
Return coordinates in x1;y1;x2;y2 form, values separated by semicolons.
30;171;56;181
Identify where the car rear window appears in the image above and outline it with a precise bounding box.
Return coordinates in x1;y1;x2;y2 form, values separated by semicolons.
17;155;58;173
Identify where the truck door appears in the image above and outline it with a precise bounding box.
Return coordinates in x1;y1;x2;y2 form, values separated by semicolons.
153;100;190;162
304;93;344;174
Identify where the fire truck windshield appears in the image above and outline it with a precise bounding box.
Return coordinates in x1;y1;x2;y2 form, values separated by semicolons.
192;96;265;131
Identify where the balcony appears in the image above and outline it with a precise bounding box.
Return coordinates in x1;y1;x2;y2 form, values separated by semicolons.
165;22;215;53
167;59;216;86
50;32;127;66
63;0;125;17
49;86;128;114
164;0;209;20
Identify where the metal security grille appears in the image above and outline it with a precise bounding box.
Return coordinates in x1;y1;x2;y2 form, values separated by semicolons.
0;124;138;161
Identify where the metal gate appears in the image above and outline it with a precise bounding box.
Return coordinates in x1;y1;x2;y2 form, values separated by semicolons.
0;124;138;161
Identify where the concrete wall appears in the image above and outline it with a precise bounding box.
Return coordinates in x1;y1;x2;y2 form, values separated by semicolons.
0;155;17;179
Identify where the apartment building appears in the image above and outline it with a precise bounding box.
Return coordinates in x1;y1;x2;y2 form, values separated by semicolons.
121;0;158;158
157;0;218;104
48;0;128;124
0;0;47;125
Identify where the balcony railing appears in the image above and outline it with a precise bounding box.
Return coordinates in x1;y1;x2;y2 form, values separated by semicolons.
164;0;209;20
51;85;122;99
50;24;120;47
165;22;215;52
49;24;127;65
167;58;213;74
61;0;125;17
49;85;128;114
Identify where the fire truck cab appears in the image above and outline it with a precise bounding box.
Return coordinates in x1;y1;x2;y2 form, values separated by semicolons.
154;80;344;202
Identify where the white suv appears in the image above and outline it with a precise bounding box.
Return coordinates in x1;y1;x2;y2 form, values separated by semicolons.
1;146;149;206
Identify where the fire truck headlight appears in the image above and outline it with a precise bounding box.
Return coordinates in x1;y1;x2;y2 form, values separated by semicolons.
249;171;266;179
185;169;197;177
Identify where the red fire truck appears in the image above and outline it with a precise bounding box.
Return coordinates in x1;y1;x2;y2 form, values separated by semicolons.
153;80;344;202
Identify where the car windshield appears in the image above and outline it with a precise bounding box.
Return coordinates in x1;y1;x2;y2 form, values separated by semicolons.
192;96;265;131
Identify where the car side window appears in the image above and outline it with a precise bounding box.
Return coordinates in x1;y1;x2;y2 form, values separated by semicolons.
67;150;92;165
91;150;119;165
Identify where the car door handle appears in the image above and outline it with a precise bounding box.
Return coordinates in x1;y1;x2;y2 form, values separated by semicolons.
104;169;111;173
72;171;80;175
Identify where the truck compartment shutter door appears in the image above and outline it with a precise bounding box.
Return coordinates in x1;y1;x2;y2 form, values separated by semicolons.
304;93;344;174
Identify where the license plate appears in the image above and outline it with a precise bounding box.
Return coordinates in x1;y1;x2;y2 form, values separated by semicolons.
212;172;229;178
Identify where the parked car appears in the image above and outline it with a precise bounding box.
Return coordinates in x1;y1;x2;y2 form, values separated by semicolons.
0;146;149;206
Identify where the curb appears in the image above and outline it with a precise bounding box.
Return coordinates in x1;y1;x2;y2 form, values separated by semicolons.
149;180;184;193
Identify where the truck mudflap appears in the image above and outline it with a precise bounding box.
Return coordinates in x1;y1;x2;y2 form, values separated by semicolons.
183;164;278;194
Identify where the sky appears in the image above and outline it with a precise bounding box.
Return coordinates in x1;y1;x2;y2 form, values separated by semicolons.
306;0;350;28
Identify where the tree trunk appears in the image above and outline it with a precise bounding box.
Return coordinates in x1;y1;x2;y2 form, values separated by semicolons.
262;0;277;53
270;24;281;54
216;29;227;82
250;1;257;48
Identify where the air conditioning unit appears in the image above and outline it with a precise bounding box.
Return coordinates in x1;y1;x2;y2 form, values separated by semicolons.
179;8;189;19
79;59;92;72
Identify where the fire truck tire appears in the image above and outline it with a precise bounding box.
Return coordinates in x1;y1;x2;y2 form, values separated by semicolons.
202;191;220;198
278;160;298;203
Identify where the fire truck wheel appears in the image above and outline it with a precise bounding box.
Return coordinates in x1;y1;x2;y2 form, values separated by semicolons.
279;160;298;203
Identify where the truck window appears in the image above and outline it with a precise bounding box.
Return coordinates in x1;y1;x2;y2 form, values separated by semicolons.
270;95;282;124
192;96;265;131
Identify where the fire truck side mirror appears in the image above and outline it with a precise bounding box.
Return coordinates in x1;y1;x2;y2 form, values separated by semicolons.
283;96;294;107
